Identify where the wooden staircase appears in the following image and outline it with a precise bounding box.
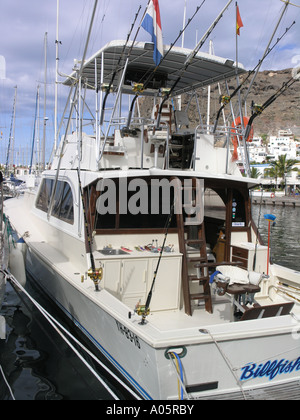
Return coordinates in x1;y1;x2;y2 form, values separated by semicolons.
176;178;213;316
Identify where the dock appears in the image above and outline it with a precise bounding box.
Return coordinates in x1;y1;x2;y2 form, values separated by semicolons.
252;195;300;207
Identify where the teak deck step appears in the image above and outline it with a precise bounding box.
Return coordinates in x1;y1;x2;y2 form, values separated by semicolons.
188;275;208;283
190;293;211;301
185;239;204;245
187;256;207;263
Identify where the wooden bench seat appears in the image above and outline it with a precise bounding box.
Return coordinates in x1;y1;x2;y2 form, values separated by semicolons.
240;302;294;321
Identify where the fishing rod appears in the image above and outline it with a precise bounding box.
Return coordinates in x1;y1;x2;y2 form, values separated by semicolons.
212;20;295;132
138;202;175;325
244;67;300;141
125;1;206;129
48;0;99;221
77;168;103;292
100;4;142;125
155;0;234;129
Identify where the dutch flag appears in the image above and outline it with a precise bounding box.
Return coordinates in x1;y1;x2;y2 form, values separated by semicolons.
142;0;163;65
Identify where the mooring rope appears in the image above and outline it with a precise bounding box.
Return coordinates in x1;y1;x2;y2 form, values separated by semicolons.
2;270;142;400
0;363;16;400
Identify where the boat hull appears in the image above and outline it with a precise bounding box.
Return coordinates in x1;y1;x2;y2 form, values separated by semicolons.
25;242;300;400
0;273;5;339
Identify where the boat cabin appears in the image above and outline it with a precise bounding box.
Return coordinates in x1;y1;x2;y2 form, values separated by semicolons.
46;40;270;318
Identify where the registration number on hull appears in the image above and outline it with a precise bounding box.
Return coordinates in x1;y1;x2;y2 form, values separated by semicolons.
116;320;141;349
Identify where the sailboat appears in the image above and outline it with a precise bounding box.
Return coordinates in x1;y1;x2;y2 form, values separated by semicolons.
3;0;300;400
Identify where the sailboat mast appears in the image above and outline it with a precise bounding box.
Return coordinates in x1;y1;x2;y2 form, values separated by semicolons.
5;86;17;175
54;0;60;153
42;32;48;171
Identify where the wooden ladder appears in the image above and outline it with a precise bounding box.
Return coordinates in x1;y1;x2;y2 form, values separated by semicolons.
176;178;213;316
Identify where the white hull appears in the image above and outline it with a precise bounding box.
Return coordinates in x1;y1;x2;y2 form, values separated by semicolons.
24;238;300;400
0;271;5;339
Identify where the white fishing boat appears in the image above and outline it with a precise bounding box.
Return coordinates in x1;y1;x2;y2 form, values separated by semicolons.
3;1;300;400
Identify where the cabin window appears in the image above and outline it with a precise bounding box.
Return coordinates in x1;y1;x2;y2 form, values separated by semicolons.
36;178;53;212
36;178;74;225
90;178;177;231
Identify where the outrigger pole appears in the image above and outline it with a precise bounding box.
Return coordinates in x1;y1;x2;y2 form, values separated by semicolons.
212;20;295;132
99;4;142;125
155;0;234;129
125;1;206;129
244;68;300;141
242;0;292;107
48;0;99;221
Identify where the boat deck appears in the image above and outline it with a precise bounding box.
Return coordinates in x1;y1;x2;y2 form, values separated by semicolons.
145;292;295;332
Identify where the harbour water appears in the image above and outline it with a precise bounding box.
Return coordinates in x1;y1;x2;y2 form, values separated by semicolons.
1;205;300;400
251;204;300;272
0;278;130;400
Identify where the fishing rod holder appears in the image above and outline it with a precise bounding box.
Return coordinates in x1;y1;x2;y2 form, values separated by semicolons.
132;83;144;94
128;302;150;324
100;83;113;93
251;102;263;114
87;264;103;291
219;95;230;105
135;303;150;318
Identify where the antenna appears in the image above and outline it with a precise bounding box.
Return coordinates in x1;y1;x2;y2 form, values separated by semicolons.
182;0;187;48
280;0;300;7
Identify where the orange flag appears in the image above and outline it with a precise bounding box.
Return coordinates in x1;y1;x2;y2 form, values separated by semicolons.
236;5;243;36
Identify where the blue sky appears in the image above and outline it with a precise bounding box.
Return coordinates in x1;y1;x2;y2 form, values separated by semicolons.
0;0;299;166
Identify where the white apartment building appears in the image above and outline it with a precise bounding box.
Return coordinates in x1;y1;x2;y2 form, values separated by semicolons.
237;131;300;164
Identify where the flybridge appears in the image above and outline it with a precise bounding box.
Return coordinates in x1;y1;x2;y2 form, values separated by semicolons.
64;40;246;97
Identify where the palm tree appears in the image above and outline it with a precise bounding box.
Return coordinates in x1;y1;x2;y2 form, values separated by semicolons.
269;154;298;195
250;167;261;178
265;165;280;188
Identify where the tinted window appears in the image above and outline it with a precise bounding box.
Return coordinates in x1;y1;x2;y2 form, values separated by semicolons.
36;179;53;212
36;179;74;225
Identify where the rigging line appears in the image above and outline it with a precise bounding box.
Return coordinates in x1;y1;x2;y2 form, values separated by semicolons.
0;363;16;400
199;328;247;400
0;362;13;400
5;272;142;400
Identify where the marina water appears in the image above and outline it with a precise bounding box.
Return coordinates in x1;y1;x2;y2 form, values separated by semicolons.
251;204;300;272
1;205;299;400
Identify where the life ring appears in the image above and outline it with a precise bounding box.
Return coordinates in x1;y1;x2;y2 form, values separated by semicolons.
231;116;254;161
271;193;275;198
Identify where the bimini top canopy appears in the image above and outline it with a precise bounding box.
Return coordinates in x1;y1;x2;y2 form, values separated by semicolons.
64;40;246;96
